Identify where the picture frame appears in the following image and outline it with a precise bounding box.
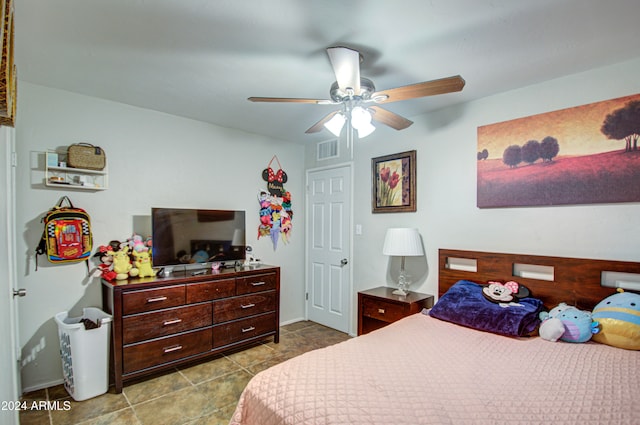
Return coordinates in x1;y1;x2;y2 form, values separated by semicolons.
477;92;640;208
371;150;416;213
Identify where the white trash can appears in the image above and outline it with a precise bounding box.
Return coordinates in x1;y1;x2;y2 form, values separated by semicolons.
54;307;112;401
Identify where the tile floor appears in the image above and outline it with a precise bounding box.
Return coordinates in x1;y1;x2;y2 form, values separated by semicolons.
19;321;350;425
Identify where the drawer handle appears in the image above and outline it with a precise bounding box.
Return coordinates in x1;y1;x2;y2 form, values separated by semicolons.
163;319;182;326
250;281;266;286
147;296;168;303
241;326;256;333
163;344;183;353
378;308;385;314
241;303;256;309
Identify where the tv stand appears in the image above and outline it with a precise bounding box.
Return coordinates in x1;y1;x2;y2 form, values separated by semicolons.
101;264;280;393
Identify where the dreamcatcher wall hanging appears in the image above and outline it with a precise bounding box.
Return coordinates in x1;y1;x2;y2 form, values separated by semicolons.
258;155;293;250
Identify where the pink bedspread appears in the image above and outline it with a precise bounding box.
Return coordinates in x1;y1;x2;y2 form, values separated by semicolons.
230;313;640;425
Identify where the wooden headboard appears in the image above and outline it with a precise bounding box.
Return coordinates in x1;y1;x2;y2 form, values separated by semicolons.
439;249;640;310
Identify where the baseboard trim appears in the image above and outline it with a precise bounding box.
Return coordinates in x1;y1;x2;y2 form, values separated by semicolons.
279;317;306;327
22;378;64;395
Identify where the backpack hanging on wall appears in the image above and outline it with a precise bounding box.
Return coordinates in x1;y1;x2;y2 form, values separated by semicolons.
35;196;93;271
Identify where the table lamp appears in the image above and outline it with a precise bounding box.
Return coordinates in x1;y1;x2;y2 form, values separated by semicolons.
382;228;424;295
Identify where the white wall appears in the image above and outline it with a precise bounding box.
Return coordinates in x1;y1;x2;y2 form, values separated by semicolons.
14;83;306;392
347;57;640;320
13;56;640;392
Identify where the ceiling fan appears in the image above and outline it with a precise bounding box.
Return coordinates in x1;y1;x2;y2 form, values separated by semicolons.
248;46;465;138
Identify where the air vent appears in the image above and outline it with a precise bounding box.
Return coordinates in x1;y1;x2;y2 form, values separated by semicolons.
317;139;338;160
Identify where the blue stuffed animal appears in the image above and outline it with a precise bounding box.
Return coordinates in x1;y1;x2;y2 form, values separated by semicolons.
539;303;599;343
557;307;600;343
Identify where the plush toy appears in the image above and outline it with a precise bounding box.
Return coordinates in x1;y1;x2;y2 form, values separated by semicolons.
539;303;599;343
128;233;149;253
93;244;117;281
132;250;156;278
557;307;599;343
539;303;572;342
112;246;135;280
591;289;640;350
482;281;530;307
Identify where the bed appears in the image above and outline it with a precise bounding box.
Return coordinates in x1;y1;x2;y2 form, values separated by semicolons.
229;249;640;425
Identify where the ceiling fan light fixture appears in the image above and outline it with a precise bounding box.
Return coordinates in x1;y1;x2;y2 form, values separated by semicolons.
356;121;376;138
324;112;346;137
248;47;464;137
350;106;375;138
350;106;372;128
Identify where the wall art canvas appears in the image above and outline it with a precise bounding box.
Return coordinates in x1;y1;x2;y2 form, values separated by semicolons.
477;93;640;208
372;150;416;213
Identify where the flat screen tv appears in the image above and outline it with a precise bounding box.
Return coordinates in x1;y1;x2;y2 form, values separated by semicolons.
151;208;246;269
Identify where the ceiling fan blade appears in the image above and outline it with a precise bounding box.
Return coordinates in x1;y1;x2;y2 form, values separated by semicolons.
369;106;413;130
248;97;329;104
372;75;465;104
327;46;361;94
305;111;339;134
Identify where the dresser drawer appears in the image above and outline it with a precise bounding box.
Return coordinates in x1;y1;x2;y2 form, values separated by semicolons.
186;278;235;303
213;291;276;323
123;303;213;344
123;328;212;374
213;312;276;348
236;272;277;295
123;285;185;314
362;298;406;324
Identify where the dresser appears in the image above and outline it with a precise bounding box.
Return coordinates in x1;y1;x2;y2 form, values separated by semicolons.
101;265;279;392
357;286;433;335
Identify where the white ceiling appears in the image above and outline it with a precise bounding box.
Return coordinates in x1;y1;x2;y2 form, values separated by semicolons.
15;0;640;144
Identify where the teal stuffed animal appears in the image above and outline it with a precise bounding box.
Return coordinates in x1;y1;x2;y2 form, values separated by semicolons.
539;303;599;343
557;307;599;343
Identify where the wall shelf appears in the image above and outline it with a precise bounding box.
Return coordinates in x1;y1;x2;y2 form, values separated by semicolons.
45;151;108;190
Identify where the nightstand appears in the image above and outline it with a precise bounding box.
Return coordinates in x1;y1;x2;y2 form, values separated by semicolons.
357;286;434;335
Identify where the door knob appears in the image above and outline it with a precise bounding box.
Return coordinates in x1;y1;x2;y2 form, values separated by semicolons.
340;258;348;266
13;288;27;298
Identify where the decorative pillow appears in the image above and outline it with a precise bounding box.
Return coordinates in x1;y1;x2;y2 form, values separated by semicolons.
429;280;544;337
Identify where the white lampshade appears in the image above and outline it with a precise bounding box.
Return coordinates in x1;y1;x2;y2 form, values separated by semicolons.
232;228;245;246
356;121;376;138
351;106;371;128
351;106;376;138
383;228;424;296
323;112;346;137
382;228;424;257
323;107;376;138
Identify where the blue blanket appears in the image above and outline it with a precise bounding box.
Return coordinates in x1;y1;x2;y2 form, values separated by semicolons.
429;280;543;337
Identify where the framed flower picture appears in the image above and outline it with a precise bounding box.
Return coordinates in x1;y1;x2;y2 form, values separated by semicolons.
371;150;416;213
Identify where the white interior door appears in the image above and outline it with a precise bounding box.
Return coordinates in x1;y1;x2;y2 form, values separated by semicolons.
306;164;352;333
0;127;20;425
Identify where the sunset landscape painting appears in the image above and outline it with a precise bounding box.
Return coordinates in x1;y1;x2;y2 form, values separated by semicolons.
477;93;640;208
